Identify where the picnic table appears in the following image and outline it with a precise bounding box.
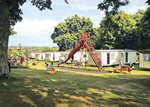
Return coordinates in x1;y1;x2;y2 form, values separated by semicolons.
118;65;131;74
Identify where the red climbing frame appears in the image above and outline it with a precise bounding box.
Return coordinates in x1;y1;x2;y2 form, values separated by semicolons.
58;32;104;71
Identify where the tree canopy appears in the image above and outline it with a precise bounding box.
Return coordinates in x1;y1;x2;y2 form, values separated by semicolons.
95;8;150;50
41;46;51;52
51;14;98;51
4;0;68;26
10;27;17;36
97;0;150;28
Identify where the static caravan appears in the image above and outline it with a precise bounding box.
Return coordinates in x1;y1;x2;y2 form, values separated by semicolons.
74;52;88;62
88;49;136;66
44;52;61;61
59;51;88;63
139;50;150;69
30;52;44;60
59;52;70;60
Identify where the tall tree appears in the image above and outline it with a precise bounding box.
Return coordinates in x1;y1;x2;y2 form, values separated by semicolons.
97;0;150;28
98;11;137;49
139;8;150;49
130;9;146;50
51;14;97;51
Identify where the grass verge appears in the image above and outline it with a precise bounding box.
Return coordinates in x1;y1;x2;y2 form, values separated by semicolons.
1;64;150;107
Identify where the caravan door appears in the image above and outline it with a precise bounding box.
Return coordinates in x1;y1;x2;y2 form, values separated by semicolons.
107;53;110;65
53;53;55;61
125;52;128;63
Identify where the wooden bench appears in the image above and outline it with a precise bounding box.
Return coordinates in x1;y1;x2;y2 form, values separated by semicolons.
118;65;131;74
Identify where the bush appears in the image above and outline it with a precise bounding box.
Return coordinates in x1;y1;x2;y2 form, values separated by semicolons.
45;58;50;62
35;58;39;61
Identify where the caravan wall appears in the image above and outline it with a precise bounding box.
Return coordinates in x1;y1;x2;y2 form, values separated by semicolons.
139;51;150;69
31;50;136;66
31;52;88;62
88;50;136;66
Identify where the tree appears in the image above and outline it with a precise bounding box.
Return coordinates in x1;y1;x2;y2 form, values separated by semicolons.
96;18;116;49
131;9;146;50
97;0;150;30
10;27;17;36
0;0;68;78
133;9;146;26
139;8;150;49
51;14;97;51
41;47;51;52
97;11;137;49
97;0;150;15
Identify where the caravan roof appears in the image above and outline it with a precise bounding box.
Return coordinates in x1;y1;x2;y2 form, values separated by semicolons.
95;49;135;52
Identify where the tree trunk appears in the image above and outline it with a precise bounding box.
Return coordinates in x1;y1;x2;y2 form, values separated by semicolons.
0;0;11;78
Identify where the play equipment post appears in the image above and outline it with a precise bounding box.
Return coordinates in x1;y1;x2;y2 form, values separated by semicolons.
85;48;87;69
26;48;28;67
78;45;84;69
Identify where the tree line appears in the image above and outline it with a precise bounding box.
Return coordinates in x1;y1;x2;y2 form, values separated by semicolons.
51;9;149;51
8;46;59;52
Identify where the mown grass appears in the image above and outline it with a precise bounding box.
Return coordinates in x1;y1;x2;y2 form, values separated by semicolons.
1;63;150;107
29;60;150;74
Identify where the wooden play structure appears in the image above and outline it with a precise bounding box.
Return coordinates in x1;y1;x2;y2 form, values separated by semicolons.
58;32;104;71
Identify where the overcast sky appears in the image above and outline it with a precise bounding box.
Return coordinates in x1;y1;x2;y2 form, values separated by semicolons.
8;0;149;47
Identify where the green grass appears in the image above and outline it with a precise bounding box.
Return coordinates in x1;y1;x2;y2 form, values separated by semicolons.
1;64;150;107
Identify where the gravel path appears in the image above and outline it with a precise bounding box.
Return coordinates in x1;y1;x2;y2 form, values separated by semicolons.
57;66;112;74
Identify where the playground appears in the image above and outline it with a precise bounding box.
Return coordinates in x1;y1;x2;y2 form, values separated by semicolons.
1;61;150;107
2;33;150;107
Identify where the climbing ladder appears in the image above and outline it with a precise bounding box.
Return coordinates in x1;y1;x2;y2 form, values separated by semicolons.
79;33;103;71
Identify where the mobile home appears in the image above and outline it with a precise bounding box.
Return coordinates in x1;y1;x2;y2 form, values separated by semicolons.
88;49;136;66
60;51;88;63
74;52;88;62
44;52;61;61
30;52;44;60
139;50;150;69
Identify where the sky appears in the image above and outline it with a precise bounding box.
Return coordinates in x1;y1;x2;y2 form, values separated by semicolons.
8;0;149;47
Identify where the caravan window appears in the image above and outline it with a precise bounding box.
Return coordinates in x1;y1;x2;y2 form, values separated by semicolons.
35;54;38;58
121;53;123;57
111;53;115;60
143;54;150;61
45;54;49;58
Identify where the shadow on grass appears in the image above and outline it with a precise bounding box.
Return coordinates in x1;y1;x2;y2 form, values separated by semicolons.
0;68;150;107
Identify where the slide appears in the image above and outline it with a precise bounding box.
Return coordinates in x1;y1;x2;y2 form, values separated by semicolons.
60;40;85;64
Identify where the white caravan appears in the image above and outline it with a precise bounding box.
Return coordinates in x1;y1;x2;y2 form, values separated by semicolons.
88;49;136;66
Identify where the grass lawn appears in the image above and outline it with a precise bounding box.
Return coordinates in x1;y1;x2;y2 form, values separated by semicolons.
1;62;150;107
